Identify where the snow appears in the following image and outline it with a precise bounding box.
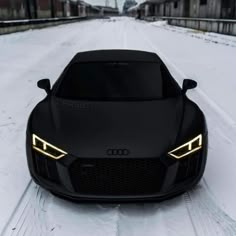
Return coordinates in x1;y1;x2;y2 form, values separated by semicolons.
150;20;168;27
0;17;236;235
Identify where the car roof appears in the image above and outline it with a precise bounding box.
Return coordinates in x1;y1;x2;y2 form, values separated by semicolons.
71;50;162;63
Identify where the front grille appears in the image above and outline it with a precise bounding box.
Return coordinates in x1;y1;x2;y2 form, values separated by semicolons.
34;152;60;183
69;158;166;196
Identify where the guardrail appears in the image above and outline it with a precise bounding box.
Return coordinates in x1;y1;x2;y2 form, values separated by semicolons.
0;16;88;35
161;17;236;23
160;17;236;36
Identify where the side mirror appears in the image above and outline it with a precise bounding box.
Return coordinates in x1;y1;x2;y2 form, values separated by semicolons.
182;79;197;94
37;79;51;94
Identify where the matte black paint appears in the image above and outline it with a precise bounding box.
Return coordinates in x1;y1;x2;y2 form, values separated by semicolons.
26;50;208;202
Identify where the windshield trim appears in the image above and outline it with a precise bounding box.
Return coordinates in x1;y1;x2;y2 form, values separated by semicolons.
52;93;183;102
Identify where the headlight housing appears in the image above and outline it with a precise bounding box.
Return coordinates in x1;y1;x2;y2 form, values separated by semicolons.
32;134;67;160
168;134;202;159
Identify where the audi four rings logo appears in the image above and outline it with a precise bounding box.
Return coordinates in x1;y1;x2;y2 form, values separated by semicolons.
107;149;130;156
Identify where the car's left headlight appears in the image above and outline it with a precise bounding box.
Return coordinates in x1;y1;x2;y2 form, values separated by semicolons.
32;134;67;160
168;134;202;159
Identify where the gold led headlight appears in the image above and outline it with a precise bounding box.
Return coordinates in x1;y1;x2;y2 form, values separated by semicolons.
168;134;202;159
32;134;67;160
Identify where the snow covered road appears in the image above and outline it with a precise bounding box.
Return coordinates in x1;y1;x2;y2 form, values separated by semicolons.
0;17;236;236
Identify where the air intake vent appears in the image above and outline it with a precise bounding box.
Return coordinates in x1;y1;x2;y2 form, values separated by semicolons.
34;152;60;184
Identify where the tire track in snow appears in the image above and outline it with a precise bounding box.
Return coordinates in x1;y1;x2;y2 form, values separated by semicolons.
184;184;236;236
182;193;199;236
0;180;33;236
16;185;51;236
122;21;128;49
151;23;236;48
1;182;53;236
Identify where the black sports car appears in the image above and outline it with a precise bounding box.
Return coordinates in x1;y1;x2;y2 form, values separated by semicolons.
26;50;208;202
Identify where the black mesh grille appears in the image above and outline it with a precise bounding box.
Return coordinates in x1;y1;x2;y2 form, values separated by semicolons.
34;152;60;183
69;158;166;196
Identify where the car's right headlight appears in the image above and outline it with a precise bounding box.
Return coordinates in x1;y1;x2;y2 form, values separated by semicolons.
32;134;67;160
168;134;202;159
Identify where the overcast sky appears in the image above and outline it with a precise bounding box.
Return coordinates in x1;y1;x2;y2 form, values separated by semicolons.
85;0;144;10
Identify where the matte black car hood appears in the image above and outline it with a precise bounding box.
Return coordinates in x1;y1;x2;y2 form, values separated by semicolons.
31;96;184;158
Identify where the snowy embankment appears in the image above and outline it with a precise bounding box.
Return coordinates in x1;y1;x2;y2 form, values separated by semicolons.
0;17;236;236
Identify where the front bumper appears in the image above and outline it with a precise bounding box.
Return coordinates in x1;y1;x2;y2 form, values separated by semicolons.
26;134;208;202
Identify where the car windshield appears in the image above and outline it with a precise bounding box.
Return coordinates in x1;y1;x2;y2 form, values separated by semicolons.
56;62;178;100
